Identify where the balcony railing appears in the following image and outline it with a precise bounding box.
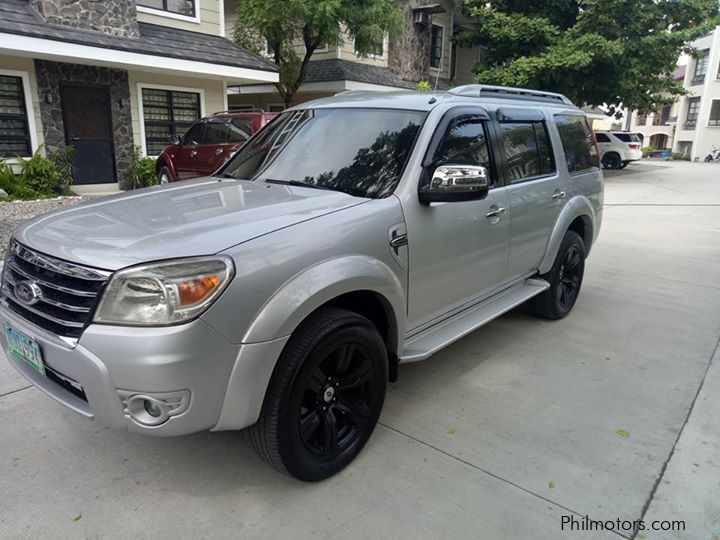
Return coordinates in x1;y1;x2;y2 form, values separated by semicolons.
691;75;705;86
683;121;697;130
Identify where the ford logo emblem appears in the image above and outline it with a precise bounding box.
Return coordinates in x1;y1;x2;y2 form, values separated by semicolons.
15;280;43;306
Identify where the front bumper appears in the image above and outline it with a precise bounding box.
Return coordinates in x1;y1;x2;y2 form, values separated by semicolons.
0;300;285;436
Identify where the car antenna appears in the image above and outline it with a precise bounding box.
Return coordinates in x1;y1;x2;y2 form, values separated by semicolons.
429;61;442;104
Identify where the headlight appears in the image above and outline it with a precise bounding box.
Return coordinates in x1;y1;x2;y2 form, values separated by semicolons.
94;256;235;326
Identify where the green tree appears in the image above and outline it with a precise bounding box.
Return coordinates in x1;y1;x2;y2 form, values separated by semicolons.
456;0;719;115
233;0;404;107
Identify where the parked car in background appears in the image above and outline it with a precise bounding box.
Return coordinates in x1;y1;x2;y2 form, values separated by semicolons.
594;131;643;169
156;110;278;183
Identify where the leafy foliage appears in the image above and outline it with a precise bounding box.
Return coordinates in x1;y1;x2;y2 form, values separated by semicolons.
232;0;404;106
128;146;158;189
417;80;432;91
47;145;75;190
18;146;62;194
456;0;720;115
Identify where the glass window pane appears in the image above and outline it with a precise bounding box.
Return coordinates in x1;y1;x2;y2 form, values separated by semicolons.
182;123;205;145
142;88;200;154
137;0;164;9
500;122;555;182
229;118;253;143
0;75;31;158
595;133;610;143
167;0;195;16
554;114;599;174
709;101;720;127
204;121;229;144
433;116;493;182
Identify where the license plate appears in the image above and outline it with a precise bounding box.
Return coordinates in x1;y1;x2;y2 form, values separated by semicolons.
3;324;45;376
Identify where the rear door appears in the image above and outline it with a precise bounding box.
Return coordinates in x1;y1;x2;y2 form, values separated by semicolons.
497;107;565;277
174;122;206;180
594;132;612;157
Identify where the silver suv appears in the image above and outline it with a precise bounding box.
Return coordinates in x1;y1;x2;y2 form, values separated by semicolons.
0;85;603;481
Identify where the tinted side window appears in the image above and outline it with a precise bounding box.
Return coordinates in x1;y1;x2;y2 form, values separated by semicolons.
500;121;554;182
554;114;599;173
182;123;205;145
433;116;494;185
228;118;253;143
613;133;641;143
204;121;229;144
595;133;611;143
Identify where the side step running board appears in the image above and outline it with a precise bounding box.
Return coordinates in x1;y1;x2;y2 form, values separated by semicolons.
400;278;549;363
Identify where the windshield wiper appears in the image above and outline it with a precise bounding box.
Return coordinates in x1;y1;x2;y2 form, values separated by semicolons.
264;178;334;191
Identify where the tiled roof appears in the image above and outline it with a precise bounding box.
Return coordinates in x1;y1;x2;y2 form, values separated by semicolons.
0;0;277;73
304;59;417;89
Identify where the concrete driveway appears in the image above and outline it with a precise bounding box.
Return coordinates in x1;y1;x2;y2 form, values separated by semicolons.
1;161;719;540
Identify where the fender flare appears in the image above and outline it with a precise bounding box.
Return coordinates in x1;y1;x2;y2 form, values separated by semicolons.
155;155;177;181
242;255;406;355
538;196;597;274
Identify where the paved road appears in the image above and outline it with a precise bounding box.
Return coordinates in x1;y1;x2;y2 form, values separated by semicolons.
1;161;718;539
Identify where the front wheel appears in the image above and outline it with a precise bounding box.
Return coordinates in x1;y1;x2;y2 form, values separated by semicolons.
527;231;586;320
249;308;387;481
706;155;713;162
158;166;172;185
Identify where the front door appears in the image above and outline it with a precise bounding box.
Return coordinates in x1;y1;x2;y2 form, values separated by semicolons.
405;109;511;331
60;83;115;184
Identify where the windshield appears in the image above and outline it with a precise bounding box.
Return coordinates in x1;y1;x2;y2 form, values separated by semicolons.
218;108;426;198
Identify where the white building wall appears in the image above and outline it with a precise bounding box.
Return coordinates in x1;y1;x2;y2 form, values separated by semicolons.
673;26;720;160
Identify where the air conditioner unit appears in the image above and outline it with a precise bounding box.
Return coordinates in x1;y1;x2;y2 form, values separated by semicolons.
413;11;429;26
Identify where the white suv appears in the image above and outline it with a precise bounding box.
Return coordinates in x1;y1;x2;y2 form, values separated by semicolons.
595;131;643;169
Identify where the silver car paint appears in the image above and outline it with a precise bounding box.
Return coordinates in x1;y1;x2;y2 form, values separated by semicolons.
12;177;367;270
1;90;603;435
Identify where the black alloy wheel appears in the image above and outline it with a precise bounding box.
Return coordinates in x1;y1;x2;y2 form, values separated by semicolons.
249;307;387;482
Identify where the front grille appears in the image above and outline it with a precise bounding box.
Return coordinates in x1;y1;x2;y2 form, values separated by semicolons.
1;240;109;339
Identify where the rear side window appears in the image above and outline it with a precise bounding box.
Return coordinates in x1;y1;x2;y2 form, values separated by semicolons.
204;121;229;144
595;133;611;143
554;114;599;173
432;116;495;185
229;118;253;143
499;121;555;182
613;133;641;143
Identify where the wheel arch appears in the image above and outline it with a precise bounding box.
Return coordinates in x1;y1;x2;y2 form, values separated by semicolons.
538;197;596;274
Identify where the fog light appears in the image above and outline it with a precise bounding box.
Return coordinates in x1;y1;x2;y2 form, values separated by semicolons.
118;390;190;427
144;399;163;418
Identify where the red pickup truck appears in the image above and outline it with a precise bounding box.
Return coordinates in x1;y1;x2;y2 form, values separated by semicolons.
156;110;278;183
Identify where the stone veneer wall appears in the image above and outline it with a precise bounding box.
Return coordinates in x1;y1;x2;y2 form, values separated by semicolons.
30;0;139;39
388;1;432;84
34;60;134;189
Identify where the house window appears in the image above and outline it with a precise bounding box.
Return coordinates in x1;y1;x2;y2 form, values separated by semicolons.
141;88;201;155
0;74;32;158
137;0;196;18
684;97;700;130
691;50;709;85
430;24;444;69
709;100;720;127
636;115;647;126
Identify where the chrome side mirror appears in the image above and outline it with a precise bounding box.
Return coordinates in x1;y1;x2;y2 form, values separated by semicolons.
419;164;490;204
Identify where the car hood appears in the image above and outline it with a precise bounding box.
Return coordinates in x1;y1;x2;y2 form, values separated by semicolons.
13;178;367;270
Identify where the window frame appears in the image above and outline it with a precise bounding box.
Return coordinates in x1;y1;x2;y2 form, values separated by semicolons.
138;83;204;157
0;69;38;161
495;116;557;185
691;49;709;85
430;23;444;71
136;0;200;23
684;97;701;130
420;106;499;190
708;100;720;127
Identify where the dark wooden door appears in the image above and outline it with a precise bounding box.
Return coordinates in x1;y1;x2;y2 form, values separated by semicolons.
60;83;116;184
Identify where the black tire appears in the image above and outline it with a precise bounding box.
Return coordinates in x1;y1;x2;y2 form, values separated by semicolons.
158;166;172;185
619;161;629;169
527;231;586;320
705;155;713;162
602;152;622;169
248;307;388;482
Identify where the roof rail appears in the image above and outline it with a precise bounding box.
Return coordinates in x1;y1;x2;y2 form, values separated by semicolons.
449;84;574;105
213;108;267;115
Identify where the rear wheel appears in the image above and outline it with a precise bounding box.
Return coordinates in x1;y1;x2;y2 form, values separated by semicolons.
527;231;586;320
619;161;629;169
602;152;621;169
249;308;387;482
158;166;172;185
